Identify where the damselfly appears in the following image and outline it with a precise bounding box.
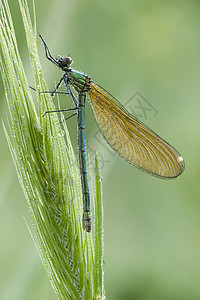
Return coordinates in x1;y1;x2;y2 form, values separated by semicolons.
39;34;184;232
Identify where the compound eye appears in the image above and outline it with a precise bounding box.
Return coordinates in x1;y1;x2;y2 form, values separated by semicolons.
59;56;73;67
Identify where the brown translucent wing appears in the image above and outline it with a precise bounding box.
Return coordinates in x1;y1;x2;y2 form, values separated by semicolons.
87;82;184;178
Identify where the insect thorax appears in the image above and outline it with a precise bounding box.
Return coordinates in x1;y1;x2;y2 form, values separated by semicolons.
67;69;91;93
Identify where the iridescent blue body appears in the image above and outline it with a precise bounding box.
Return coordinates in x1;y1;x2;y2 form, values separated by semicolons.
77;91;91;232
66;72;92;231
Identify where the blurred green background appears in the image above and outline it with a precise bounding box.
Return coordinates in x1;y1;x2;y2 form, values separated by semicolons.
0;0;200;299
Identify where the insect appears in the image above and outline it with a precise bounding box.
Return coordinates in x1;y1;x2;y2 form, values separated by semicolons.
39;34;184;232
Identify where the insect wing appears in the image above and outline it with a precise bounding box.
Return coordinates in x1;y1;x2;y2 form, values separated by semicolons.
88;82;184;178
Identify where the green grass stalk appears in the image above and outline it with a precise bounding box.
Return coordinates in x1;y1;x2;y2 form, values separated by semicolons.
0;0;105;299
